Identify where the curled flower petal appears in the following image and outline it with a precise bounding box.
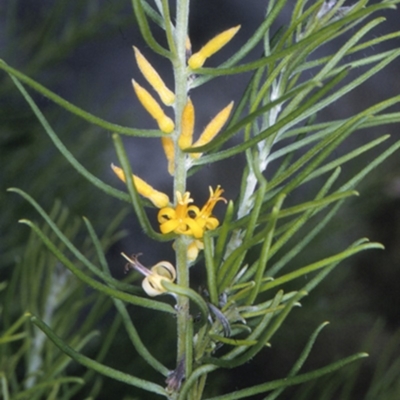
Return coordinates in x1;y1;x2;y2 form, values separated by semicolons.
151;261;176;280
190;101;234;159
142;261;176;296
133;46;175;106
188;25;241;69
111;164;170;208
132;80;175;133
121;253;176;297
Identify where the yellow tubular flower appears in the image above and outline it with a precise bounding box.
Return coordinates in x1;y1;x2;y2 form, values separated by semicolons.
190;101;234;159
161;136;175;175
188;25;241;69
178;98;195;150
132;80;175;133
133;47;175;106
111;164;169;208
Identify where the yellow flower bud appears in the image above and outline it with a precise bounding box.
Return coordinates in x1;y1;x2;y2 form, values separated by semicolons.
111;164;170;208
133;47;175;106
161;136;175;175
187;240;204;262
132;80;175;134
178;98;195;150
190;101;234;159
188;25;241;69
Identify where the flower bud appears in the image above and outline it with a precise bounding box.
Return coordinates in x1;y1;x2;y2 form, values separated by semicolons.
132;80;175;133
188;25;241;69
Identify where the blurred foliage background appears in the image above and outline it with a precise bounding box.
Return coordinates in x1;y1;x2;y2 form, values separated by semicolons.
1;1;400;399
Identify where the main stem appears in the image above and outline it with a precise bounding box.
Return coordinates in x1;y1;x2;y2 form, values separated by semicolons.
173;0;191;392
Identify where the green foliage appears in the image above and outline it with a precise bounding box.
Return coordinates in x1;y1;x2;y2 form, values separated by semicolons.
2;0;400;399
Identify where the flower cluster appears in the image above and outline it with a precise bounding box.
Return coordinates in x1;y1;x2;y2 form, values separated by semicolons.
112;162;226;261
113;25;239;295
158;186;227;261
130;25;240;174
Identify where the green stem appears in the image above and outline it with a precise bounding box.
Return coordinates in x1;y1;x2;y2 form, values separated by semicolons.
173;0;192;397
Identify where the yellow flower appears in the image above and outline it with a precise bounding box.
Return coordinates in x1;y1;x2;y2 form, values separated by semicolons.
133;46;175;106
188;25;241;69
158;186;226;239
121;253;176;297
161;136;175;175
132;80;175;133
111;164;170;208
194;185;227;230
178;98;195;150
190;101;234;159
158;192;204;238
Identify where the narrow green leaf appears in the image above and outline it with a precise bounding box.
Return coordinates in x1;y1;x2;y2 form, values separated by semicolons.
13;377;84;400
187;79;319;156
204;353;368;400
8;188;134;292
0;60;161;137
112;133;171;241
203;232;218;306
247;194;285;305
209;334;258;347
162;281;209;327
305;135;390;182
178;364;217;400
30;315;168;396
193;69;349;165
82;216;111;273
18;219;175;314
261;241;383;292
205;291;306;368
192;1;397;79
5;75;130;202
113;299;170;377
142;1;165;28
264;322;330;400
130;0;171;58
214;200;235;269
339;140;400;192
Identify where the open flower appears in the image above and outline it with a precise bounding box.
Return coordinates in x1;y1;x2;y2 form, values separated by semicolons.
158;186;226;239
193;185;227;230
121;253;176;297
158;191;204;238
